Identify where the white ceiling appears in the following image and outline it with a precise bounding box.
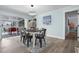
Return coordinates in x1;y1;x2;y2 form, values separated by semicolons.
0;5;71;15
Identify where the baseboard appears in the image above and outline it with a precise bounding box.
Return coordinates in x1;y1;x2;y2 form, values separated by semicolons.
47;34;65;40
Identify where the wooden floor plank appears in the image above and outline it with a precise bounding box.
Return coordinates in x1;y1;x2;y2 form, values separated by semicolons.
0;36;79;53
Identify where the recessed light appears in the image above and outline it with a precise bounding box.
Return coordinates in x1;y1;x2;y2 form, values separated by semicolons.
31;5;34;7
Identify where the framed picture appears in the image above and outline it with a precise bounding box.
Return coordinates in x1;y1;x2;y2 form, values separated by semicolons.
43;15;51;25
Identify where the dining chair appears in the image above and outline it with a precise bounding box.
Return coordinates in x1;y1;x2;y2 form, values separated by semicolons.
35;28;46;48
20;29;33;47
20;30;26;43
20;28;27;41
26;32;33;47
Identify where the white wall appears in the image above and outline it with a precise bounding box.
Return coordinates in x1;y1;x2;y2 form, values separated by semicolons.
36;5;79;39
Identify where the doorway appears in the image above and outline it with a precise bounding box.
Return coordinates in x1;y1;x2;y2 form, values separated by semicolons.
65;11;78;40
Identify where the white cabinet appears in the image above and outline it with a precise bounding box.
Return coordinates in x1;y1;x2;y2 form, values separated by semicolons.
0;25;2;40
77;15;79;41
77;26;79;36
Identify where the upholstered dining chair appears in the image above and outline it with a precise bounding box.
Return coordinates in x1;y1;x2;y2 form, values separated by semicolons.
35;28;46;48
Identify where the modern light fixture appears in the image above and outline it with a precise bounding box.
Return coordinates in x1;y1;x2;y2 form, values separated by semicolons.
28;11;36;16
28;5;37;16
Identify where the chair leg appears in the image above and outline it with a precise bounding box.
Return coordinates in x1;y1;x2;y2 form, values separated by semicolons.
27;39;29;47
20;36;22;41
35;38;37;46
43;38;46;45
23;37;26;44
29;38;31;42
39;39;42;48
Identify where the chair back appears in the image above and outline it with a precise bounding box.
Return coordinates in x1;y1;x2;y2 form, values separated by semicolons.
20;28;27;36
39;28;46;37
20;30;26;36
42;28;46;37
20;30;30;38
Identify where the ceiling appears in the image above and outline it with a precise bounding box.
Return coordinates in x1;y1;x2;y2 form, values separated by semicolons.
0;5;71;16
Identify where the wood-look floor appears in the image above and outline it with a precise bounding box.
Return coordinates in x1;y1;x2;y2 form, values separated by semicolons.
0;36;79;53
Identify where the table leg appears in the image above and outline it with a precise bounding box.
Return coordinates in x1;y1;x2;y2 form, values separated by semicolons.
32;33;35;48
31;32;39;53
31;33;36;52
